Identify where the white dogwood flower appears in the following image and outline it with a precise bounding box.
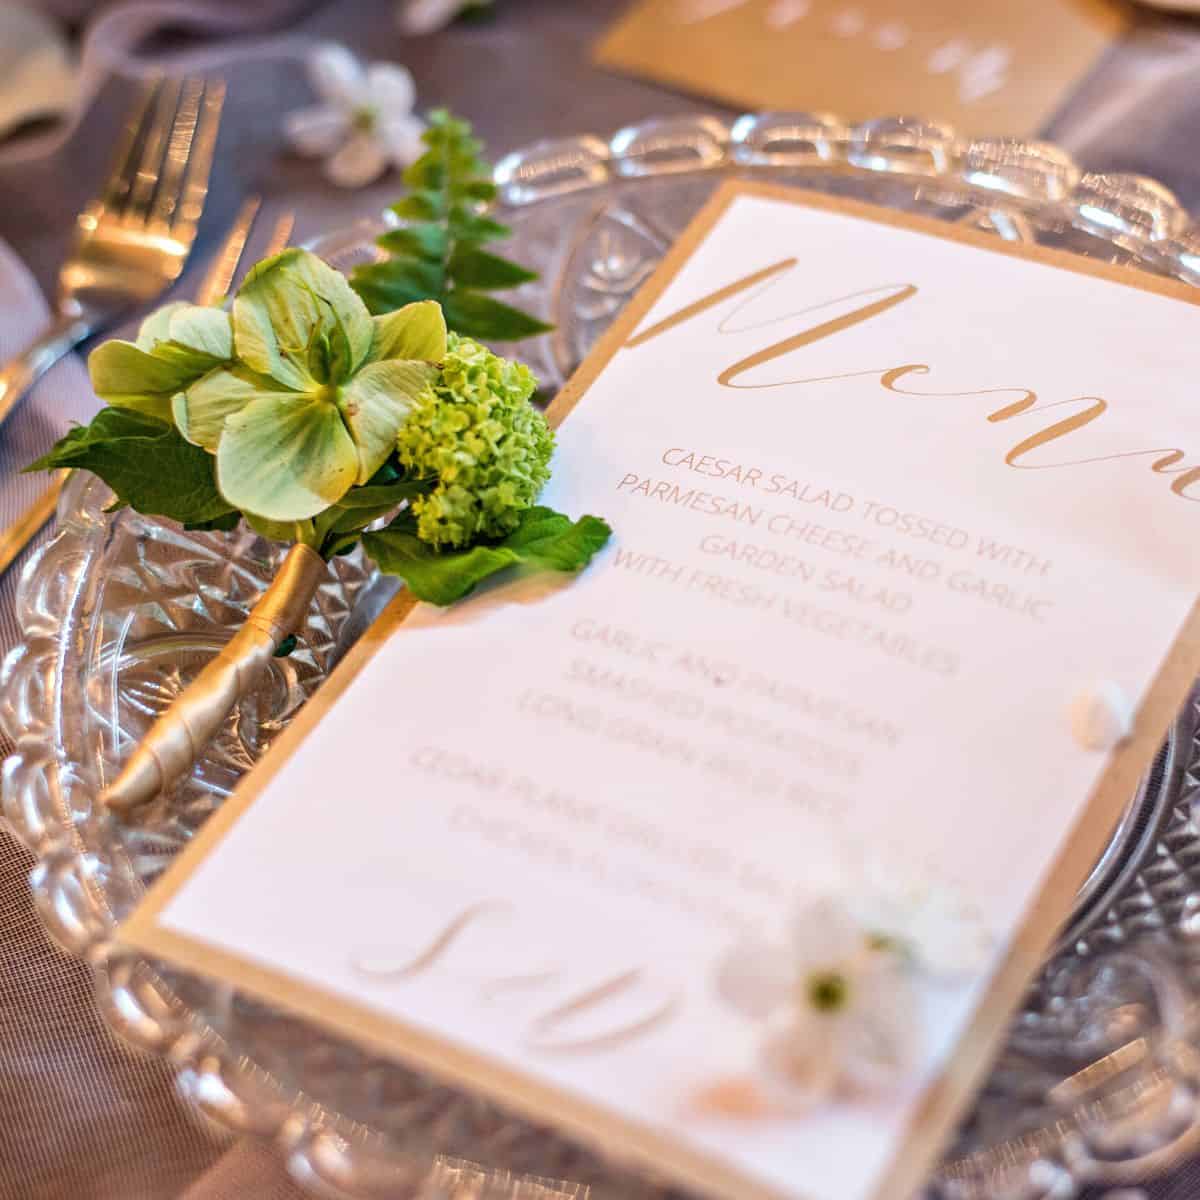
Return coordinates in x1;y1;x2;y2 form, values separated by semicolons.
717;894;918;1108
844;868;992;979
397;0;492;35
284;44;425;189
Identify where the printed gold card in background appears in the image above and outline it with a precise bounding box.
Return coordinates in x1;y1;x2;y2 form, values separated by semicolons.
595;0;1127;136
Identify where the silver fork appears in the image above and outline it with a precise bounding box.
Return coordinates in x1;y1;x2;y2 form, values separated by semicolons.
0;198;295;578
0;75;225;429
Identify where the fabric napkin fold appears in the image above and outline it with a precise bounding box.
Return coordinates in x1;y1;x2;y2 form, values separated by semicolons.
0;1;321;169
0;236;98;656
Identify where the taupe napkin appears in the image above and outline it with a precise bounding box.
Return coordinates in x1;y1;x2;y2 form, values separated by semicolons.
0;0;321;169
0;237;96;654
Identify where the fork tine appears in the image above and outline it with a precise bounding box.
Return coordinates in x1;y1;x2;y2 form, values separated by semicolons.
262;211;295;260
0;474;66;579
121;74;183;225
194;194;261;307
147;77;206;233
171;79;226;248
194;202;295;309
91;76;162;221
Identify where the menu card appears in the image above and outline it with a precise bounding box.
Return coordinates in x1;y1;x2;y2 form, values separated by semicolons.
595;0;1127;137
121;183;1200;1200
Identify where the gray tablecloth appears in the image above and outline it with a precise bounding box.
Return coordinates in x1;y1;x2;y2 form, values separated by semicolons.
2;2;1199;1198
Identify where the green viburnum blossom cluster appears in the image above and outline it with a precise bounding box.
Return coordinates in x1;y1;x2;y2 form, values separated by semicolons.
30;247;609;605
397;333;552;548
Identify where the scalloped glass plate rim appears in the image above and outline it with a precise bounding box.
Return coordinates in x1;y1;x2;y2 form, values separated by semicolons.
4;110;1200;1200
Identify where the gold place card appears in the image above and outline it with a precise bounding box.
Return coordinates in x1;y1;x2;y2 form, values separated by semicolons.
121;182;1200;1200
595;0;1128;136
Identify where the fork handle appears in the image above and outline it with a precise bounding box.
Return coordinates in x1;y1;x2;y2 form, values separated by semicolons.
0;312;93;432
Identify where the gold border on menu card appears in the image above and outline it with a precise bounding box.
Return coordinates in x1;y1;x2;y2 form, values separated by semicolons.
120;179;1200;1200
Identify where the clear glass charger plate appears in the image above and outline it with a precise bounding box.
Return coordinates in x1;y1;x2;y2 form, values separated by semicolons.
5;113;1200;1200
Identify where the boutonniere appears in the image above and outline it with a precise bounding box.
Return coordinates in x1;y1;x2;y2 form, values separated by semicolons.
28;113;609;815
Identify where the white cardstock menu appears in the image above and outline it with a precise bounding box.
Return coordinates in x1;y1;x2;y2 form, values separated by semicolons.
122;183;1200;1200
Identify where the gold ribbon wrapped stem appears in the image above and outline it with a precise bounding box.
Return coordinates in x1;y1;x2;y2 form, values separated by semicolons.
101;544;328;815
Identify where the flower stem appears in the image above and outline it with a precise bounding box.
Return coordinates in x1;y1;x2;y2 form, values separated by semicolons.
101;543;328;815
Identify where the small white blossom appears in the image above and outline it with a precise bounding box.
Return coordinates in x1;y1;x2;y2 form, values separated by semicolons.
716;895;918;1108
712;861;990;1111
284;44;425;189
398;0;491;35
841;860;992;979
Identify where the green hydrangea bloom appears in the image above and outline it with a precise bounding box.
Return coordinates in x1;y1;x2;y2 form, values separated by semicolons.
397;334;553;548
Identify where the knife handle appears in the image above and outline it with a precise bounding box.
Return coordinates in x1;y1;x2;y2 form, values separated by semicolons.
0;473;67;578
0;313;91;432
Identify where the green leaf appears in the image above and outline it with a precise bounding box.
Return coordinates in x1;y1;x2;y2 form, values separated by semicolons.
450;178;497;203
376;224;449;262
217;391;359;520
364;458;403;484
423;108;472;139
440;292;552;342
350;260;444;316
324;530;365;558
351;275;429;316
273;633;298;658
334;477;434;509
27;408;236;525
326;504;395;538
447;207;510;243
234;247;374;389
447;247;538;290
404;157;448;191
337;359;435;484
367;258;444;298
184;511;242;533
389;193;441;222
243;510;314;544
352;109;549;342
501;508;612;570
363;506;612;606
367;301;447;364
